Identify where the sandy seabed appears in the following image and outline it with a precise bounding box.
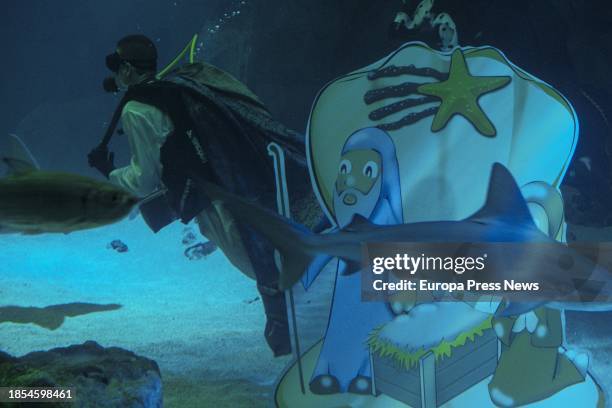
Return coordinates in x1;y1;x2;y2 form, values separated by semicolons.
0;216;333;407
0;219;610;407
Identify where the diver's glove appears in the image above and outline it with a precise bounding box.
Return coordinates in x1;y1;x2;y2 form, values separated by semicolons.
88;146;116;178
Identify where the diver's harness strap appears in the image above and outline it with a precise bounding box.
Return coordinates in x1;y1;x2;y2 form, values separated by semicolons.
99;95;128;149
96;78;160;151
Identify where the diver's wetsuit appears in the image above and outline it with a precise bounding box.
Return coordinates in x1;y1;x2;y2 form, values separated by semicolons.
111;63;305;356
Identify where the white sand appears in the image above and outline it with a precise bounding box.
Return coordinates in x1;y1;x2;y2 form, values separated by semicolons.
0;216;334;407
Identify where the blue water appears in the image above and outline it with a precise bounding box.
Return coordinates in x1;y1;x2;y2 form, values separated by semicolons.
3;1;612;407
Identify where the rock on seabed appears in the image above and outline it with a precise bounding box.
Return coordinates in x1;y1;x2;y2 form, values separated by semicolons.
0;341;162;407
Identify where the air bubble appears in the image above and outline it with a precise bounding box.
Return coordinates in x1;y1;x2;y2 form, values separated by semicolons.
199;0;249;42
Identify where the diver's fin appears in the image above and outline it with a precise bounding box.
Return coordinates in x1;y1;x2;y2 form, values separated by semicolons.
470;163;534;225
2;134;40;174
198;179;317;290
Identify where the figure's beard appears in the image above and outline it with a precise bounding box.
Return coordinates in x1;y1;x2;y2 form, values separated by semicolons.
333;177;382;228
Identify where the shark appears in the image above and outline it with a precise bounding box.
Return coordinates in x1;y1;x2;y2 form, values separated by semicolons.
0;134;151;234
198;163;612;317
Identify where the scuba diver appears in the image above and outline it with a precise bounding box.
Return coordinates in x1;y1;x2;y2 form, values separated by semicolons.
88;34;306;356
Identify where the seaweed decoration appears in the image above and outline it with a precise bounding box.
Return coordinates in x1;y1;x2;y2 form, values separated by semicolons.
367;316;493;369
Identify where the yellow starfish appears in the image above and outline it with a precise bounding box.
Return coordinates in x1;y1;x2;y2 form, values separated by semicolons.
417;48;511;137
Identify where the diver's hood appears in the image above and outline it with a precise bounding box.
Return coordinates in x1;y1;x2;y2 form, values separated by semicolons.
103;35;158;93
105;35;158;73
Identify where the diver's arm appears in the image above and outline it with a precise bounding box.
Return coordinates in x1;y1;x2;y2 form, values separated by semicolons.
109;101;173;196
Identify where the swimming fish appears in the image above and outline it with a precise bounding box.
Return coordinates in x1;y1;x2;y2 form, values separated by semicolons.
198;163;612;317
0;134;139;234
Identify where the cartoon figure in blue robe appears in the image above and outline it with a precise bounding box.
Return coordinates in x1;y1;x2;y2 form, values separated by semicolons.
303;126;403;395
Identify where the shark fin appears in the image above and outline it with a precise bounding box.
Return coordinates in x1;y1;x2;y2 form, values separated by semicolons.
2;134;40;175
471;163;534;226
345;214;376;232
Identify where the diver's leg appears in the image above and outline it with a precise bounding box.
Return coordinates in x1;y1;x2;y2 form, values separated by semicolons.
237;223;291;357
195;204;289;355
195;207;256;279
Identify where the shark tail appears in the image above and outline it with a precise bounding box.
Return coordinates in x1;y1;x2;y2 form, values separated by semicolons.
199;180;318;290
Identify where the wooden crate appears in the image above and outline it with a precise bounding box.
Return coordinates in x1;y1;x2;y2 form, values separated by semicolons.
371;328;498;408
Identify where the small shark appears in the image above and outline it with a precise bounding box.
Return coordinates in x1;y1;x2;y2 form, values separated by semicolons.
0;134;142;234
199;163;612;317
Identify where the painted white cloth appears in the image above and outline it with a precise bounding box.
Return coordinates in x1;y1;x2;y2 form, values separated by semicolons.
378;302;491;352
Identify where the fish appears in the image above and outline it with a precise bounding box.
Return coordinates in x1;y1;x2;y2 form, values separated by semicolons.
0;134;139;234
0;302;122;330
197;163;612;317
